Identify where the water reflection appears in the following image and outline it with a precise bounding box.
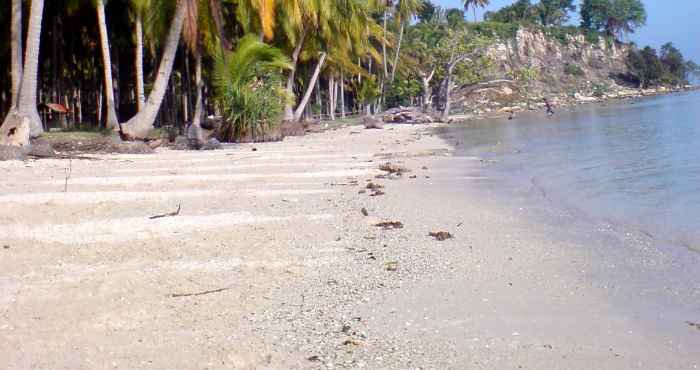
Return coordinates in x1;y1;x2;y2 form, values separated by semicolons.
440;90;700;250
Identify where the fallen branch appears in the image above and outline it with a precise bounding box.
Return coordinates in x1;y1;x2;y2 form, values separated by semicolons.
375;220;404;230
170;287;231;298
63;156;72;193
28;153;100;161
149;203;181;219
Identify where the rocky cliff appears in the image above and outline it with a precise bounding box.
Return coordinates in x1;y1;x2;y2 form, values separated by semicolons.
455;27;647;114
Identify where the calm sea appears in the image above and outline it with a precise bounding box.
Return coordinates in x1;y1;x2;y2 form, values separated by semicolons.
441;90;700;252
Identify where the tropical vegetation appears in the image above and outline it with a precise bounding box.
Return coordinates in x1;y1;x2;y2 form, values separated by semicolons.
0;0;696;147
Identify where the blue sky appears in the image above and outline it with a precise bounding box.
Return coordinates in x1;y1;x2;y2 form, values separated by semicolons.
435;0;700;63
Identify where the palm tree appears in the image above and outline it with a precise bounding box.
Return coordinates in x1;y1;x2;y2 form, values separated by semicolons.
276;0;321;122
1;0;45;144
390;0;423;81
462;0;490;22
95;0;119;129
235;0;277;41
279;0;381;122
121;0;187;139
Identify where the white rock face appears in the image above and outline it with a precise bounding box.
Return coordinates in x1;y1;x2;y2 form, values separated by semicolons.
486;27;630;82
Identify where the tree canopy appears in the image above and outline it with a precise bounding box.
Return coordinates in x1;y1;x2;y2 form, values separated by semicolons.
580;0;647;36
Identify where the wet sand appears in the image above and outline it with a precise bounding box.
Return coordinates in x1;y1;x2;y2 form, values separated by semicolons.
1;123;699;369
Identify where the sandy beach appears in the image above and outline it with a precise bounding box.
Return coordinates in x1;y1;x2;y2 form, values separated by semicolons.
1;122;699;369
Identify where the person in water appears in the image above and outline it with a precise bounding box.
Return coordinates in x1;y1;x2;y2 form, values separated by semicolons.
543;98;555;116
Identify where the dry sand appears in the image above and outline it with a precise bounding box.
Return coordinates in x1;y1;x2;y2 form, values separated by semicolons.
1;124;699;369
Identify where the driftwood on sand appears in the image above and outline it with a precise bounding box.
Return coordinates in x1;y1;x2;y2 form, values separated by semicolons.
363;116;384;129
381;107;434;124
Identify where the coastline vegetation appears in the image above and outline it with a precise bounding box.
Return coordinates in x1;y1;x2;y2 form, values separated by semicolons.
0;0;697;150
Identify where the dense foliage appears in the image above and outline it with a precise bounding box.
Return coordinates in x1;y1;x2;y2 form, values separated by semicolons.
626;43;696;88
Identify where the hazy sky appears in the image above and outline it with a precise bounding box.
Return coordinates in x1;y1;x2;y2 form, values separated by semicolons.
435;0;700;63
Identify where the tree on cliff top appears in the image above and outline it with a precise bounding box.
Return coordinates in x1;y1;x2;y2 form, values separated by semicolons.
580;0;646;37
538;0;576;26
484;0;537;24
462;0;490;22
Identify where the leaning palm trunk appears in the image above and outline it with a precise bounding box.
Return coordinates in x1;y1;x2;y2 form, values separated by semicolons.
134;13;146;112
121;1;187;139
1;0;45;144
96;0;119;129
390;22;404;82
283;31;306;121
382;10;389;78
293;52;327;122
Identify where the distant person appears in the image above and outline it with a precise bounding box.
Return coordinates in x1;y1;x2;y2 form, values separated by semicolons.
543;98;555;116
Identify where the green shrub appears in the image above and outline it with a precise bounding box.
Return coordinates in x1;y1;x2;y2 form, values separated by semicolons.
385;78;422;108
592;83;610;97
584;30;600;44
466;21;519;40
564;63;585;77
213;35;291;142
507;66;540;83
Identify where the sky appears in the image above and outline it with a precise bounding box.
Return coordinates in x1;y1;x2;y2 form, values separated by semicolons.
435;0;700;63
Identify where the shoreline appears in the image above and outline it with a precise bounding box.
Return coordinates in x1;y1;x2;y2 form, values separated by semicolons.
451;84;700;123
1;122;699;368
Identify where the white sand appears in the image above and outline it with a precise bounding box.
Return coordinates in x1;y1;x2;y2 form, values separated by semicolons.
1;124;698;369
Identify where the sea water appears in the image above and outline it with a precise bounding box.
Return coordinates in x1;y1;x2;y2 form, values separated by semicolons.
441;90;700;252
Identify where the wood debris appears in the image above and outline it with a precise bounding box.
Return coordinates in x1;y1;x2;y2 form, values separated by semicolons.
170;286;230;298
149;203;181;219
366;182;384;190
429;231;453;241
375;221;404;230
379;162;410;176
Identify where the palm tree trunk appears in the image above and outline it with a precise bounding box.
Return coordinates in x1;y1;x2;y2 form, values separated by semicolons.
13;0;45;137
96;0;119;129
340;70;346;119
122;0;187;139
208;0;230;50
10;0;22;109
135;13;146;111
328;75;336;121
390;22;404;82
192;49;203;129
186;48;204;147
293;52;327;122
382;10;389;78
